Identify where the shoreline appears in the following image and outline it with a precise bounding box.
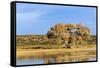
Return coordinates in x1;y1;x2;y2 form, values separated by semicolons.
16;47;96;59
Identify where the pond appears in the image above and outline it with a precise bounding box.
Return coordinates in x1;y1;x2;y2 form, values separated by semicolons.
16;50;96;65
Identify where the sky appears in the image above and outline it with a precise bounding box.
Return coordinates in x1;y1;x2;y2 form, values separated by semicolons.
16;3;96;35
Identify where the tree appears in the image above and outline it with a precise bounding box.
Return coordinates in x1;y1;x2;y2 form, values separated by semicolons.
47;23;90;48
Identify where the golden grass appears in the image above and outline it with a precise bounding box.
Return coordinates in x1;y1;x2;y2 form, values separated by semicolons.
16;45;96;59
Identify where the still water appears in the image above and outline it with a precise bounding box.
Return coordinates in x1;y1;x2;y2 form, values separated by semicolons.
16;57;96;65
16;51;96;65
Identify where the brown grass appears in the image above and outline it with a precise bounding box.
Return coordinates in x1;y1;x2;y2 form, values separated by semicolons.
16;45;96;59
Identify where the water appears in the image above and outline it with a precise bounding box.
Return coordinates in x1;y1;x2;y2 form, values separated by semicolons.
16;55;96;65
16;58;44;65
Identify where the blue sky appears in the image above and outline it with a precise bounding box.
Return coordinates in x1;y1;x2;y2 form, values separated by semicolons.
16;3;96;35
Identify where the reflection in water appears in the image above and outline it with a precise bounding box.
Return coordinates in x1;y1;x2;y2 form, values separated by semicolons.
16;51;96;65
17;58;44;65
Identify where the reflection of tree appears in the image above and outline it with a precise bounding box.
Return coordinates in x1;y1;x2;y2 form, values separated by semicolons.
47;23;90;48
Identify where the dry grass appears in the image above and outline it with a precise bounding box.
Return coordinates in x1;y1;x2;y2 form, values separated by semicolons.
16;45;96;59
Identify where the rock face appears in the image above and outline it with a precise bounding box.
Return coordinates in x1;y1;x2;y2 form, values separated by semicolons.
47;23;90;47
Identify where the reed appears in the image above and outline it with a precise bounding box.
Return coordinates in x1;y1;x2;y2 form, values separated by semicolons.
16;45;96;60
